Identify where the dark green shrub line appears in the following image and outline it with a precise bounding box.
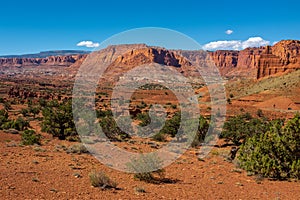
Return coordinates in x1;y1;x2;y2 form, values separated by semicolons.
220;112;283;146
238;113;300;180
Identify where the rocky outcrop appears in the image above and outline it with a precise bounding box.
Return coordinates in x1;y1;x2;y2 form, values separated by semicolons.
111;47;191;67
208;40;300;79
256;40;300;78
209;50;238;75
0;55;86;67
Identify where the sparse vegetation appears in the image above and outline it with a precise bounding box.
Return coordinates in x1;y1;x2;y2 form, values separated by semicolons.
21;130;41;145
0;112;30;131
126;153;165;183
89;170;117;189
66;143;89;154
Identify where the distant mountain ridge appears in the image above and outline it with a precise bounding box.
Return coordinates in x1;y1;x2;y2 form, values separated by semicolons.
0;50;90;58
0;40;299;79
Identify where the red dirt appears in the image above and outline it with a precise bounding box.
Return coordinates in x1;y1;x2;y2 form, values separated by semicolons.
1;131;299;200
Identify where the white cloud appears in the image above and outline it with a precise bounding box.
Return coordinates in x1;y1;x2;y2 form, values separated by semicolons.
241;37;270;49
76;41;100;48
272;41;279;45
202;37;270;51
225;30;233;35
203;40;242;51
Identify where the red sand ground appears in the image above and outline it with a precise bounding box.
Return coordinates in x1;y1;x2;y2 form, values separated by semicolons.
1;131;299;200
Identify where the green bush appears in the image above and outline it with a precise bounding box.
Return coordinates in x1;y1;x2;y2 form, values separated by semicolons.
159;112;181;137
152;132;167;142
1;116;30;131
191;115;209;147
220;113;280;145
238;114;300;179
0;109;9;129
99;116;130;141
42;100;77;140
29;106;40;118
21;108;29;117
21;130;41;145
13;117;30;131
136;112;151;127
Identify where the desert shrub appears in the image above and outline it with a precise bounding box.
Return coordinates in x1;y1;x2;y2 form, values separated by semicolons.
4;102;12;111
159;112;181;137
220;113;280;145
21;108;29;117
38;98;47;107
66;143;89;154
191;115;209;147
152;113;209;145
0;109;9;129
89;170;117;189
96;109;112;118
126;153;165;183
136;112;151;127
99;116;130;141
96;109;132;140
152;132;167;142
238;114;300;179
42;100;77;140
1;117;30;131
21;130;41;145
29;106;40;118
13;117;30;131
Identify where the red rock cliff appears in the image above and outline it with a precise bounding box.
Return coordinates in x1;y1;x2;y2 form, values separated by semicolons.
0;55;86;67
209;40;300;78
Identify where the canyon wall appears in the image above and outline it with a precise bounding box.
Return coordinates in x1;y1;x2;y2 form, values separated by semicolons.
0;55;86;67
209;40;300;78
0;40;299;79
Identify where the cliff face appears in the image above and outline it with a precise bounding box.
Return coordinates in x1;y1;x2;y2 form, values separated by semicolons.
209;50;239;75
111;47;191;67
256;40;300;78
209;40;300;78
0;55;86;67
0;40;299;79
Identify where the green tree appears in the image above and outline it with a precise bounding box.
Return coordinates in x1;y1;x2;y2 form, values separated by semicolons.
238;114;300;179
99;116;130;141
220;113;278;145
42;100;76;140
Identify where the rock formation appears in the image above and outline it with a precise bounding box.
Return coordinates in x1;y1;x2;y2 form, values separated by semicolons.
0;40;299;79
207;40;300;78
0;55;86;67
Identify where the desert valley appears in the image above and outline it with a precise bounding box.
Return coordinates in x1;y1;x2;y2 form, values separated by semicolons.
0;40;299;199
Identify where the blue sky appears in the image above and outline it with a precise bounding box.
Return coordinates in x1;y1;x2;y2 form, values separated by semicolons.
0;0;299;55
